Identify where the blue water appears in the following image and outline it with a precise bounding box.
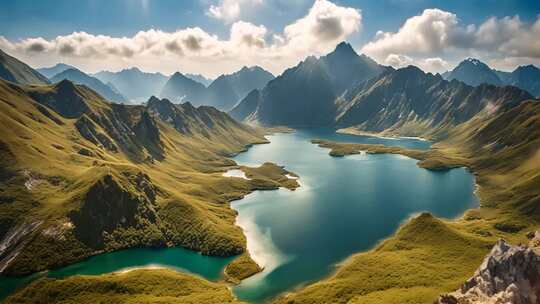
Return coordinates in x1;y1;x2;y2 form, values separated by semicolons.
230;129;477;302
0;129;476;303
0;247;234;300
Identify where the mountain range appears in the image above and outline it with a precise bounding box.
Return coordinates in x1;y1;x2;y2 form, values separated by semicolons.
38;65;214;104
231;45;534;135
161;66;274;110
50;68;128;103
185;73;213;86
93;68;168;102
1;42;540;304
444;58;540;97
231;42;386;126
335;66;532;137
37;63;77;78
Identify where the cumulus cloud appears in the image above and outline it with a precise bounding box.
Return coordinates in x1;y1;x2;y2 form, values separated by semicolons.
230;21;267;48
281;0;361;54
384;54;413;68
362;9;460;59
420;57;448;72
384;53;448;73
207;0;263;23
361;8;540;71
0;0;361;77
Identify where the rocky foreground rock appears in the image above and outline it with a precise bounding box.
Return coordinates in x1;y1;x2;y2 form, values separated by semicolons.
437;232;540;304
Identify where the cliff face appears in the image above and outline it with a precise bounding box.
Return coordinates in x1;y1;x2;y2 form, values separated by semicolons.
438;235;540;304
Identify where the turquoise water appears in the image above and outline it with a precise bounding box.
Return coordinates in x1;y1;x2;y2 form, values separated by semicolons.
230;129;477;302
0;129;476;303
0;247;234;300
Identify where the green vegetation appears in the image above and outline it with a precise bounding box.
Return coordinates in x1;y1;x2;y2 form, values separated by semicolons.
241;162;299;190
4;269;245;304
225;253;262;283
0;78;296;283
2;47;540;304
276;100;540;304
311;139;467;170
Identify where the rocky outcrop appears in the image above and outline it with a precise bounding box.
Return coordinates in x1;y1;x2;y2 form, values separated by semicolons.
69;173;163;248
75;115;118;152
29;79;90;119
437;236;540;304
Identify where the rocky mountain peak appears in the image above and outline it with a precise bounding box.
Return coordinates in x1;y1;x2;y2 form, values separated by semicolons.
124;67;141;73
465;58;483;66
171;71;184;78
147;95;162;105
54;78;77;91
397;65;424;75
514;64;540;76
437;236;540;304
333;41;356;55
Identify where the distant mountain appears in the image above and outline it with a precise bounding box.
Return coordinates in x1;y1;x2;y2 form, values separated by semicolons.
207;66;274;110
161;66;273;110
160;72;208;105
0;48;49;85
506;65;540;97
93;67;167;102
186;73;213;86
444;58;502;87
37;63;76;78
335;66;533;136
230;42;386;126
445;59;540;97
51;68;128;103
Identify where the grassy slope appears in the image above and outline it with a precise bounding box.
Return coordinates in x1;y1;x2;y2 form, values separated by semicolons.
4;269;244;304
0;79;297;282
275;100;540;304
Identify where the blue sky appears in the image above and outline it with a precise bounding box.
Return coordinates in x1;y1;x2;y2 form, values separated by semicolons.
1;0;539;76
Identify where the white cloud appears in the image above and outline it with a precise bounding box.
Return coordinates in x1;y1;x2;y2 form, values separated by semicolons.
384;54;413;68
362;9;461;59
230;21;267;48
384;53;448;73
0;0;362;77
207;0;263;23
419;57;448;72
361;9;540;71
281;0;361;54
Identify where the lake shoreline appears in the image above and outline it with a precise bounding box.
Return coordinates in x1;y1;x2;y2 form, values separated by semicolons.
336;127;431;141
223;129;477;303
274;125;537;303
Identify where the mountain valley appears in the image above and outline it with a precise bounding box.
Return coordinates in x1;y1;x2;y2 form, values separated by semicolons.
0;27;539;304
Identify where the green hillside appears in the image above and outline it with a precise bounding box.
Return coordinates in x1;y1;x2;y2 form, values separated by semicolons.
0;77;298;282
